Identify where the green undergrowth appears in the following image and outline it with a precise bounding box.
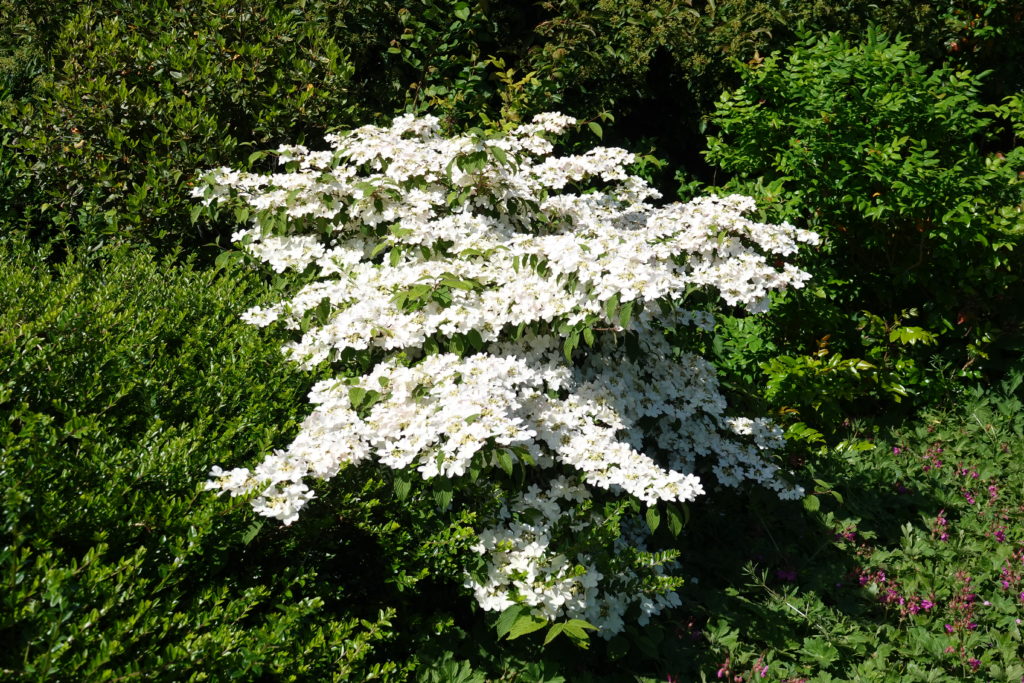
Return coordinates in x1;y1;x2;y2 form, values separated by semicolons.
659;371;1024;681
0;237;483;681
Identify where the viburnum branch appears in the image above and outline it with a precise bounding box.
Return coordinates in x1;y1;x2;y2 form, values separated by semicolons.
197;112;818;636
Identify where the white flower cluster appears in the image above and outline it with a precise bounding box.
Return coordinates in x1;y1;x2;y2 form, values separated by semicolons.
198;113;817;635
466;476;681;635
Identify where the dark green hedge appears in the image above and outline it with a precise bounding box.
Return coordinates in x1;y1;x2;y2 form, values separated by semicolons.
0;239;408;680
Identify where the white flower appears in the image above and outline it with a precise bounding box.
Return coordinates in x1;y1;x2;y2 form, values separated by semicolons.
197;112;816;634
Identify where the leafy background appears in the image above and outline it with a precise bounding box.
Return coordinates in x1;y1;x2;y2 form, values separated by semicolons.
1;0;1022;680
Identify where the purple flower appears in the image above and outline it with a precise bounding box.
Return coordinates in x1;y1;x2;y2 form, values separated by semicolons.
945;623;955;633
968;658;980;671
775;568;798;582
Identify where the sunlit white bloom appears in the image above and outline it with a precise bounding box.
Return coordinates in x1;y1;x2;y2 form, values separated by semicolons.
198;112;817;636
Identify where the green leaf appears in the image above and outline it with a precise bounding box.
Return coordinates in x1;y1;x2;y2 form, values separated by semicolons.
213;250;241;271
803;495;820;512
489;145;508;166
645;506;661;533
496;450;514;477
507;612;547;640
543;622;565;646
563;619;597;638
665;503;685;537
393;473;412;502
618;300;634;329
495;604;529;639
453;3;470;21
563;330;579;362
433;485;454;511
889;326;937;346
441;278;477;291
242;520;264;546
450;335;466;357
349;387;367;409
587;121;603;140
604;293;619;322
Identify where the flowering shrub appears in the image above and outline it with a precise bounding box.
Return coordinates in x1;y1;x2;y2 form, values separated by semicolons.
196;113;818;638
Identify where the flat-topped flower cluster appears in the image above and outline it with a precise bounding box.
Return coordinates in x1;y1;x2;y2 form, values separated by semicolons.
197;113;818;635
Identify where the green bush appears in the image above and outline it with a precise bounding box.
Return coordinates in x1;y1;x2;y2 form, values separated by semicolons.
0;239;416;680
702;29;1023;431
0;0;364;251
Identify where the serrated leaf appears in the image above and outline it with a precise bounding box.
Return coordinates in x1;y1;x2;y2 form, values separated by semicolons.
349;387;367;409
214;250;240;271
645;506;661;533
490;145;508;165
665;503;684;537
543;623;565;646
508;613;547;640
604;293;619;322
242;520;264;545
495;604;529;639
450;335;466;356
618;300;634;328
393;474;412;502
563;619;597;638
563;331;579;362
441;278;477;291
434;486;454;510
497;450;514;477
803;495;821;512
